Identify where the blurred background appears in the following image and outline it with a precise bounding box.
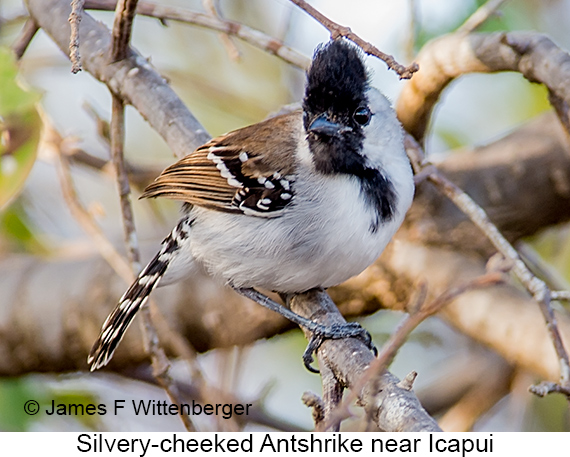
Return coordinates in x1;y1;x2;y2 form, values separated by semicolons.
0;0;569;431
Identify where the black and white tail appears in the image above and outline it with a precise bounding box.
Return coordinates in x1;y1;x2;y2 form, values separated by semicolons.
88;216;192;371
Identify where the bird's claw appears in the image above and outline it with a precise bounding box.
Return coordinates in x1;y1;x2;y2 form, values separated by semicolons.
302;322;377;373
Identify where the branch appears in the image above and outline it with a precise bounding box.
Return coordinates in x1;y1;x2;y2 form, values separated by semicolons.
395;28;570;396
110;0;138;62
201;0;240;61
50;125;134;283
289;290;441;432
84;0;310;69
401;113;570;253
69;0;84;73
457;0;509;34
21;0;570;426
2;112;570;432
107;0;196;431
11;17;39;60
321;272;503;431
288;0;418;79
396;32;570;141
25;0;211;157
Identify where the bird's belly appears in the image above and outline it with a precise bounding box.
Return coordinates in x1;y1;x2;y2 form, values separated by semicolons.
189;175;404;293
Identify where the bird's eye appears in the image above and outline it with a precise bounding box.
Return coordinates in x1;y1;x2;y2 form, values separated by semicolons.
353;106;371;126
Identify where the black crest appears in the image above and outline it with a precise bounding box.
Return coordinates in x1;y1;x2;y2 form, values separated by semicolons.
302;40;370;177
303;39;369;123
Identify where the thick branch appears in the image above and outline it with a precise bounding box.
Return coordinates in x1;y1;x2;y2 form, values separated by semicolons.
397;32;570;141
289;290;440;432
403;113;570;254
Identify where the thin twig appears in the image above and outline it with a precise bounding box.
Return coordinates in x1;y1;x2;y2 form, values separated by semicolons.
288;0;418;79
404;0;418;62
53;112;205;428
406;134;570;401
53;119;202;423
110;91;196;430
108;0;197;427
552;291;570;302
111;0;138;62
51;129;134;283
140;308;198;431
202;0;240;61
85;0;310;69
12;18;39;60
110;96;140;269
69;0;85;73
529;381;570;399
302;392;325;429
457;0;509;34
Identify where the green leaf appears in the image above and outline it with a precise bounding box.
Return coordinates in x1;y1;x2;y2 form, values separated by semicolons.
0;47;41;210
0;201;47;253
0;378;47;431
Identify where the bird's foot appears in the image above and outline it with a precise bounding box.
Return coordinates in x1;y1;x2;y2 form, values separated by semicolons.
302;322;377;373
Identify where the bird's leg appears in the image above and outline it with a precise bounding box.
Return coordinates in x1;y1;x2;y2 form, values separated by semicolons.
233;287;377;372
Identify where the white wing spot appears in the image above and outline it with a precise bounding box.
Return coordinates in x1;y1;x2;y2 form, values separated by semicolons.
227;177;242;188
239;152;249;162
281;193;292;200
207;151;222;163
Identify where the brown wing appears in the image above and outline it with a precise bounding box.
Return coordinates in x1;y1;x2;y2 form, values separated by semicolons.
141;111;300;217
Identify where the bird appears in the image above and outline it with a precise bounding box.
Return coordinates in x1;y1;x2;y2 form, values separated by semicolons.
88;39;414;372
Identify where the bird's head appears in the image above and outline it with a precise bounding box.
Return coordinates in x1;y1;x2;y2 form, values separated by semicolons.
303;40;401;176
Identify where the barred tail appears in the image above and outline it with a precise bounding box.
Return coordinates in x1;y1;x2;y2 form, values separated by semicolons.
88;216;192;371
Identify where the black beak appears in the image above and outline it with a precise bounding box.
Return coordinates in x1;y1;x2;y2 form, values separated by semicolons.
308;114;351;138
